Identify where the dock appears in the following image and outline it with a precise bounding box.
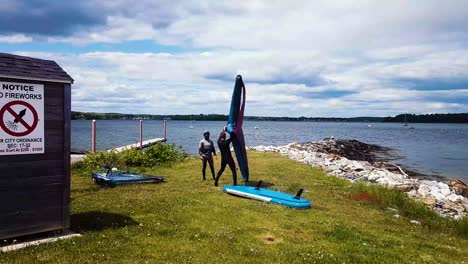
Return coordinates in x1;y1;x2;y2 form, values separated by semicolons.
71;119;168;164
112;138;166;153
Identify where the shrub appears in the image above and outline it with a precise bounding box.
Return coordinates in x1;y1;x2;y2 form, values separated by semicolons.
74;143;188;171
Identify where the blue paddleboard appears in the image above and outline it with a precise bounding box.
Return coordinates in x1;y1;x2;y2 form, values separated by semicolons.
223;185;311;209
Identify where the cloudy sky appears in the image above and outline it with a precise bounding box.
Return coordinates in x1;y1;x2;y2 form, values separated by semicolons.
1;0;467;117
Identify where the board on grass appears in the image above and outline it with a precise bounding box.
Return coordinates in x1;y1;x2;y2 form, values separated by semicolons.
222;182;311;209
92;168;165;187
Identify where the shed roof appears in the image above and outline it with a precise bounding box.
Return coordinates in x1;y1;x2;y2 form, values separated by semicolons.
0;53;73;84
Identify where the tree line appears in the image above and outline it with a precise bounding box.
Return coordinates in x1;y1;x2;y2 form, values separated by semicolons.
382;113;468;123
71;111;384;122
71;111;468;123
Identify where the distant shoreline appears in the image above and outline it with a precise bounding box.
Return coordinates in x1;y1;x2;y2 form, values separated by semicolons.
71;112;468;123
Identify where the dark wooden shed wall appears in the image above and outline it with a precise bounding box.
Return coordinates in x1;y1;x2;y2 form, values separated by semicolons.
0;77;70;239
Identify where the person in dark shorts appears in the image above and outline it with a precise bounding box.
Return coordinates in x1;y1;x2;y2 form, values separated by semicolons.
199;130;217;180
214;127;237;186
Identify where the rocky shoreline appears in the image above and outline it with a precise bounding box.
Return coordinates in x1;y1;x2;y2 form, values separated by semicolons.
249;139;468;219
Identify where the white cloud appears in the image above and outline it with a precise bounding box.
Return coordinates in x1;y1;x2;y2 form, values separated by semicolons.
7;1;468;117
15;0;463;53
14;47;468;116
0;34;32;43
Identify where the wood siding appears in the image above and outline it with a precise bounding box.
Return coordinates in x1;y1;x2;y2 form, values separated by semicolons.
0;77;70;239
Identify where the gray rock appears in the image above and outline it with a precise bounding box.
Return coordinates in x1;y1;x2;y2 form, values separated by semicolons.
462;198;468;210
437;182;450;190
417;185;431;196
422;197;437;206
446;193;463;202
440;188;451;196
449;204;465;214
431;191;446;202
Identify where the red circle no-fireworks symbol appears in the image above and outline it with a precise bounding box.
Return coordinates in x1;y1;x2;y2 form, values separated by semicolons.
0;100;39;137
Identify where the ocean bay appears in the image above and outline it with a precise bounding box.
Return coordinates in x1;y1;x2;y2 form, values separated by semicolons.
72;120;468;181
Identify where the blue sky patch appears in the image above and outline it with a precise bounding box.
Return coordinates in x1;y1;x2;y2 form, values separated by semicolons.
397;78;468;91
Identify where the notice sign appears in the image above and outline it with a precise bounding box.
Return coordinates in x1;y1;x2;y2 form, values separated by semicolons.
0;81;44;155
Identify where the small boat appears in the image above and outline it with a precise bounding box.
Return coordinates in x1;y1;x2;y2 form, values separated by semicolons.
367;124;372;127
254;125;259;130
189;125;194;129
92;168;165;187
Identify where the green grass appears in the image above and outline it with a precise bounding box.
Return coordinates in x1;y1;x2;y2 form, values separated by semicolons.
1;152;467;263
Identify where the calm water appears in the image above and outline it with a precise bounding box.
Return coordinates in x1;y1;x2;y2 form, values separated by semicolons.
72;120;468;181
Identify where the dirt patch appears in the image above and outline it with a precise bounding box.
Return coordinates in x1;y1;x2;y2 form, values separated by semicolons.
259;234;283;245
351;192;380;203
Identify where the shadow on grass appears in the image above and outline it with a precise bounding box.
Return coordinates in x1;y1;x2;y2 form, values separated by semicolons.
71;211;139;232
70;187;103;201
244;180;275;188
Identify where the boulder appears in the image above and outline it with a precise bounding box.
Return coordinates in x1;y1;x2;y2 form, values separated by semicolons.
350;161;366;172
442;200;454;209
417;185;431;196
437;182;450;189
440;188;451;196
425;181;439;187
448;179;468;197
449;204;465;214
446;193;463;202
431;191;446;202
368;171;384;182
454;214;465;220
331;170;343;176
407;189;417;197
394;183;417;192
422;197;437;206
461;198;468;210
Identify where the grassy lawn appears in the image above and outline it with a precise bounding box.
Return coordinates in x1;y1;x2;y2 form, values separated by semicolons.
1;152;467;263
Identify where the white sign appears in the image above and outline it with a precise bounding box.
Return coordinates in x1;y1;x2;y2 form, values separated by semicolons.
0;81;44;155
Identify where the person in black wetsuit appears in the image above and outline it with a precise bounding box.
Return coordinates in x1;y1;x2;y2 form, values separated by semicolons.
199;130;217;180
214;127;237;186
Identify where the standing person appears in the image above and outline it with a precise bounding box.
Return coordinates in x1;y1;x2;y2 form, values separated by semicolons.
199;130;217;181
214;127;237;186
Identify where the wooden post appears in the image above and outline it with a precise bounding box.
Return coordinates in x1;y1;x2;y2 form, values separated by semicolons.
139;119;143;150
91;119;96;153
163;120;167;141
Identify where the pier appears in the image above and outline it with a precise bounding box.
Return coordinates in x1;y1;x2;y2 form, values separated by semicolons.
71;119;167;164
112;137;166;153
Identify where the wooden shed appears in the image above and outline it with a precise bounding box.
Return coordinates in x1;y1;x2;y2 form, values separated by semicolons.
0;53;73;239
